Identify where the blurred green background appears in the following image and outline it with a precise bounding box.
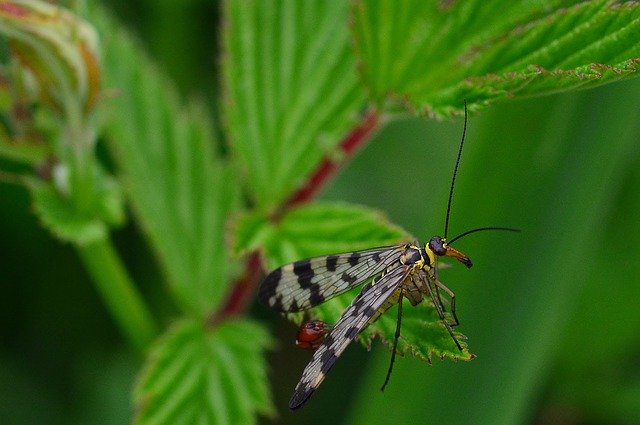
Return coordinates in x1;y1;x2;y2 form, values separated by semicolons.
1;1;639;424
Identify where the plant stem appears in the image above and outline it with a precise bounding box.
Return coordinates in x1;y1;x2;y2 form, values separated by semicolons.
64;103;94;215
208;251;262;325
285;110;379;207
77;236;158;352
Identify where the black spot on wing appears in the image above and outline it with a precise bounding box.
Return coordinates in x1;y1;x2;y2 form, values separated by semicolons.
326;255;339;272
294;259;314;288
341;272;358;284
289;298;299;311
317;333;339;375
372;251;382;263
352;294;365;310
345;326;359;340
308;284;325;306
348;252;361;266
258;267;282;305
270;294;284;312
362;305;375;318
320;348;337;374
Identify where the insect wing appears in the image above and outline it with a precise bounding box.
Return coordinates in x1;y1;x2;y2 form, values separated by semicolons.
288;265;411;410
259;246;404;312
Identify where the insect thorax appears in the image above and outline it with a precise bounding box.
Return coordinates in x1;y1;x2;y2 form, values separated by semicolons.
397;243;438;307
399;243;431;271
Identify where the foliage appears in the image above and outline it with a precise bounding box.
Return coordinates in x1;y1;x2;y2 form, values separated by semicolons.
134;319;274;424
0;0;639;424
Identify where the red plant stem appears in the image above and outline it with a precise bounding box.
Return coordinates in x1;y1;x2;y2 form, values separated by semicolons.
216;110;380;319
285;110;379;207
210;251;262;325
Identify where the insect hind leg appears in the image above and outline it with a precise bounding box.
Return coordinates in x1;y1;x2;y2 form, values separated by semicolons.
419;273;462;351
381;289;403;392
434;279;459;328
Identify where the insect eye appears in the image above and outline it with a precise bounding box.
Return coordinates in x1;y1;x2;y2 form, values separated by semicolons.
429;236;447;256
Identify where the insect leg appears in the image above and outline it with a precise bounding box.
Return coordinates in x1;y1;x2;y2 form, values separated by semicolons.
434;278;459;327
381;288;403;392
421;273;462;351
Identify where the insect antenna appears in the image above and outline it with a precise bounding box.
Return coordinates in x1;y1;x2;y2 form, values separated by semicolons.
443;100;468;239
442;103;520;243
448;226;520;245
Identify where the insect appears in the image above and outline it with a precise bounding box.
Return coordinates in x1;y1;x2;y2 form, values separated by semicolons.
295;320;331;350
258;102;517;410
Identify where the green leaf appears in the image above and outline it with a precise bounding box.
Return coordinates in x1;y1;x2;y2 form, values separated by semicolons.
29;166;124;245
134;318;275;425
30;180;107;244
91;5;240;316
231;211;274;259
222;0;367;210
352;0;640;117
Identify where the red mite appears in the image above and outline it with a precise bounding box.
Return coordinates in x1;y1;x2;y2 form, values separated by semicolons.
295;320;331;350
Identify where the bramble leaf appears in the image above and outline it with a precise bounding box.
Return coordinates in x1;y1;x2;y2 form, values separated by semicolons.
352;0;640;117
135;318;274;424
222;0;367;210
29;167;124;245
93;5;240;316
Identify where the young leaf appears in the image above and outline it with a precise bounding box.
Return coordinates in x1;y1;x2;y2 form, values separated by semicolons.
352;0;640;117
29;179;108;244
0;0;101;117
28;167;124;245
134;318;274;425
1;1;121;242
222;0;367;210
91;5;239;316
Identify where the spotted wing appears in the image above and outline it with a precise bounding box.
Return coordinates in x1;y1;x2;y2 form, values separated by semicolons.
288;264;411;410
258;245;404;312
